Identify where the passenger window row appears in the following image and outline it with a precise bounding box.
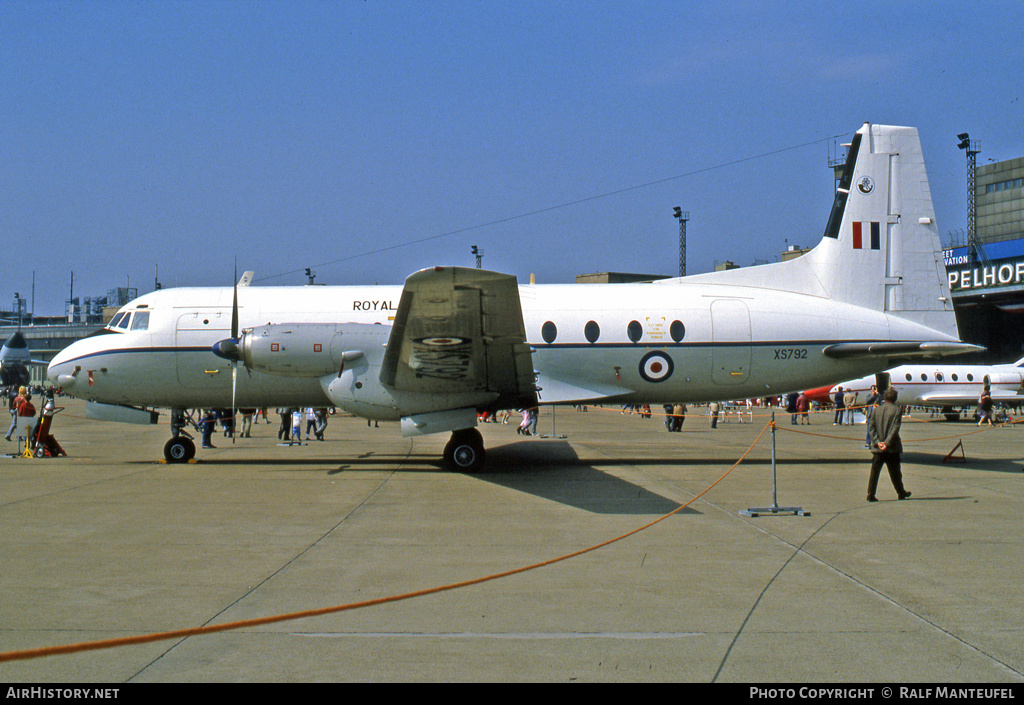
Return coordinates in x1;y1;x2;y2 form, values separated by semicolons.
905;372;972;382
540;319;686;344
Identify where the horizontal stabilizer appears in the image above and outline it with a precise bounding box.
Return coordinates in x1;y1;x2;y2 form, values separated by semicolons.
822;341;984;361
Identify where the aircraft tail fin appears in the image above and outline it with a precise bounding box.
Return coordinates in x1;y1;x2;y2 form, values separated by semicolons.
680;123;958;339
803;123;954;336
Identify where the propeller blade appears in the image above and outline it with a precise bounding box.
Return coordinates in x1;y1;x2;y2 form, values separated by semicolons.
231;362;237;444
231;264;239;341
231;262;240;444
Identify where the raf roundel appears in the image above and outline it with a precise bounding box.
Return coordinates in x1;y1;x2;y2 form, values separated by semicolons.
413;336;471;347
639;350;674;383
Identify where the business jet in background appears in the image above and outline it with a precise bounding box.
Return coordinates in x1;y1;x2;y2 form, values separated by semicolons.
1;332;48;388
48;123;981;469
803;357;1024;420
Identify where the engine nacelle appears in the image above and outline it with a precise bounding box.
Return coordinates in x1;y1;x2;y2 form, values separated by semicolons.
322;364;402;421
233;322;390;378
985;371;1024;388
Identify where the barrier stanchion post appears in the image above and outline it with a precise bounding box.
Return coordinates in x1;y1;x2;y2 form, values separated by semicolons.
540;405;566;440
740;412;809;517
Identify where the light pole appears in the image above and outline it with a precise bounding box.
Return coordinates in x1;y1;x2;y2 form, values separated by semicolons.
957;132;983;264
673;207;689;277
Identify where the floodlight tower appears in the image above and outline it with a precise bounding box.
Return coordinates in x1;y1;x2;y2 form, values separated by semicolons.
673;207;689;277
471;245;483;268
957;132;983;263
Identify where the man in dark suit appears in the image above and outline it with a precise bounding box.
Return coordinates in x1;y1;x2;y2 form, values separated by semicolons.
867;387;912;502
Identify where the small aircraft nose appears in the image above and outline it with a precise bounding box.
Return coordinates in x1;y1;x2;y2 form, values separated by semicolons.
47;350;78;390
802;385;834;405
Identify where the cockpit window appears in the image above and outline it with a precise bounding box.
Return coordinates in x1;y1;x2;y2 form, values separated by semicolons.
116;313;131;330
108;312;126;329
130;311;150;331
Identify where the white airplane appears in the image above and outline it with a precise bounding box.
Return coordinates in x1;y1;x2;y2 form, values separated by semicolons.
1;332;48;388
803;357;1024;419
47;123;981;469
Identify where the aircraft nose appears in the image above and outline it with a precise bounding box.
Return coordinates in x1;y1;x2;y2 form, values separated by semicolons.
802;385;834;405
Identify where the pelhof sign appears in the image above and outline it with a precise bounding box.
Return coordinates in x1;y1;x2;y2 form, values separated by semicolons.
944;238;1024;293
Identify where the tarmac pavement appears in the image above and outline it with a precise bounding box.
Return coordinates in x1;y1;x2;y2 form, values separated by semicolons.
1;400;1023;683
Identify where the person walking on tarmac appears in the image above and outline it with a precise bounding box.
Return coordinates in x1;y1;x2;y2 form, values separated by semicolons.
6;386;27;441
290;408;303;445
863;385;880;448
786;392;799;424
866;388;912;502
200;409;217;449
277;408;291;441
15;392;35;447
978;388;994;426
796;392;811;424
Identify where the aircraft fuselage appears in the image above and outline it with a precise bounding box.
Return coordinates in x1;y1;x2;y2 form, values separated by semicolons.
48;279;955;416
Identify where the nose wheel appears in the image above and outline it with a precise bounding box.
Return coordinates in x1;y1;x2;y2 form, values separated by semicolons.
443;428;486;472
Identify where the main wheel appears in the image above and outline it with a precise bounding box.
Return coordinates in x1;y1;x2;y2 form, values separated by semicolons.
164;436;196;463
443;428;486;473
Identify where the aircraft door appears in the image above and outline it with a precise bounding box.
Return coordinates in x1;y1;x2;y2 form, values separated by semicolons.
710;299;751;385
175;310;233;390
874;372;891;393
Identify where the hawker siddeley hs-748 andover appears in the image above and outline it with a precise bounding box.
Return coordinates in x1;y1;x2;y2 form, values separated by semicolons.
48;123;981;470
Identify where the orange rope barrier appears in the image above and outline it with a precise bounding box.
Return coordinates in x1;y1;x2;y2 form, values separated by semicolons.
0;420;772;664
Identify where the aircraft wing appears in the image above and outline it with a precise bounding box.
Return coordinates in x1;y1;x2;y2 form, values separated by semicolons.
822;341;983;361
380;267;538;410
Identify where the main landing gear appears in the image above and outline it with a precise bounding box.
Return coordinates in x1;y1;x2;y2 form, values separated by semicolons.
160;409;487;470
443;428;486;473
164;435;196;463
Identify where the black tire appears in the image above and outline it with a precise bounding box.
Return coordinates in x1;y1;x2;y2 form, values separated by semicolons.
443;428;486;472
164;437;196;463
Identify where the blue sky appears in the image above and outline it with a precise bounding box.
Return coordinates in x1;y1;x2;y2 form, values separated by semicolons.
3;0;1022;315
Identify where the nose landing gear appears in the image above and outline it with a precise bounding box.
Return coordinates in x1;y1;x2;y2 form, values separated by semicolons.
164;409;198;463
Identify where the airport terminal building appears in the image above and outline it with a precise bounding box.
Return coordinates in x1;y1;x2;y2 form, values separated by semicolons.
944;156;1024;362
